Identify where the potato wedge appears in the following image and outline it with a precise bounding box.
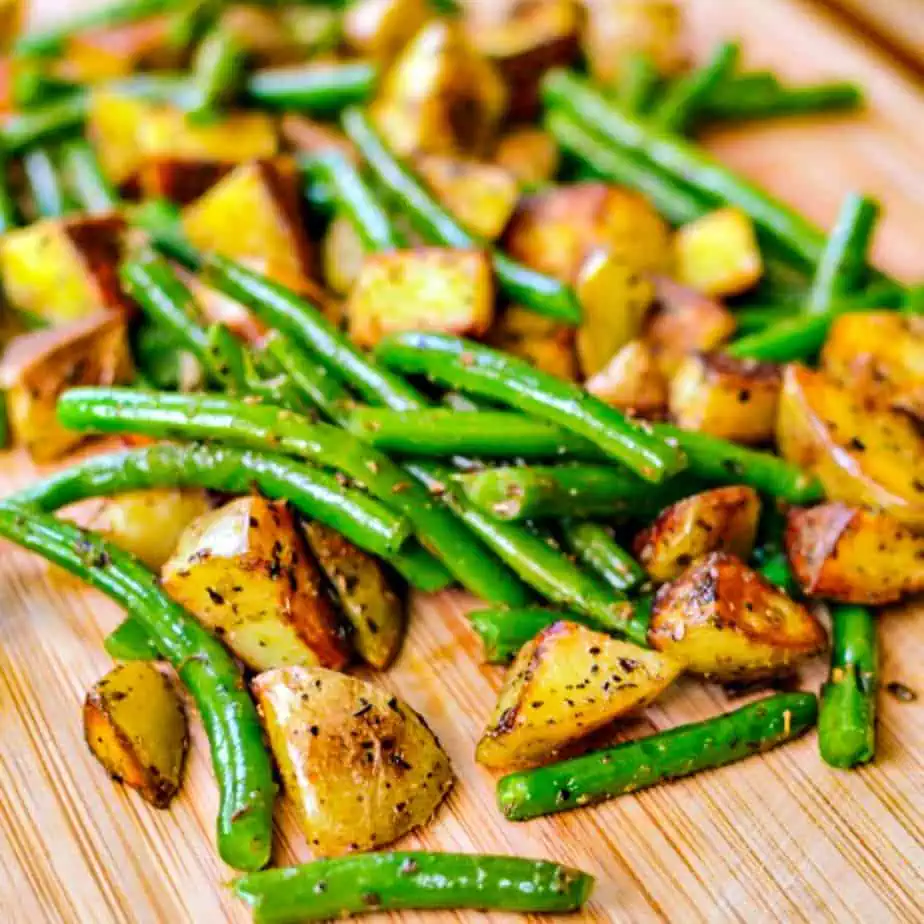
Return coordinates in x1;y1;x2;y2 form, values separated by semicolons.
84;663;188;809
575;250;655;377
252;666;454;855
777;364;924;529
280;114;360;164
649;552;827;681
347;247;493;348
504;182;672;282
162;496;351;672
0;215;129;325
645;275;737;376
487;304;577;380
343;0;433;62
634;486;761;583
0;313;133;461
785;504;924;604
674;207;763;297
414;153;519;241
303;521;405;670
669;352;781;444
138;158;232;205
476;621;681;769
493;127;559;188
372;20;507;156
322;214;367;297
585;339;668;418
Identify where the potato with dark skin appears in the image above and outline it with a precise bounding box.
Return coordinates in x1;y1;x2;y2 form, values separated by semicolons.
487;305;577;381
785;504;924;605
493;127;560;187
649;552;828;681
138;159;231;205
476;621;681;769
252;666;454;856
634;485;761;583
162;496;351;672
585;339;668;418
343;0;433;63
84;662;188;809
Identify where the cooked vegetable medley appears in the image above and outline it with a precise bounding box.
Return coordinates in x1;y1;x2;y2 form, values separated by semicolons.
0;0;917;919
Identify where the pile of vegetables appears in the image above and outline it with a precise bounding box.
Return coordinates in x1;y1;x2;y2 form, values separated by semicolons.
0;0;919;920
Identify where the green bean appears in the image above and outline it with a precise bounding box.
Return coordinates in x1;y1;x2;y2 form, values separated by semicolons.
903;284;924;316
22;147;72;219
233;852;594;922
342;107;582;324
469;606;595;663
704;80;862;122
0;157;20;232
819;605;877;769
559;520;646;594
187;28;247;123
497;692;818;820
806;194;879;315
376;333;685;483
60;138;120;213
616;52;660;114
11;64;77;110
56;390;527;604
757;551;799;596
0;504;275;870
1;94;90;154
247;62;378;114
104;617;160;661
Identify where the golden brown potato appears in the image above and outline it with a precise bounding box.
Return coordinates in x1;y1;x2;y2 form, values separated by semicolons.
649;552;827;681
585;339;668;418
575;250;655;377
347;247;494;348
138;158;232;205
87;90;156;187
84;663;188;809
414;153;519;241
322;214;367;297
777;364;924;529
785;504;924;604
303;521;405;670
343;0;432;62
634;486;761;583
280;114;360;164
0;215;129;325
582;0;686;85
476;621;680;769
162;496;351;672
221;4;340;65
674;207;763;297
669;352;781;444
504;182;672;282
372;20;507;156
493;127;559;187
644;275;737;376
0;313;133;461
487;304;577;380
252;666;454;855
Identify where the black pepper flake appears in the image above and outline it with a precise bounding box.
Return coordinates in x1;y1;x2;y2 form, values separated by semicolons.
206;587;225;605
886;681;917;703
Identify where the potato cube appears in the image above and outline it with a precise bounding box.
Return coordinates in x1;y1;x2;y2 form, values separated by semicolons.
493;127;559;187
87;90;155;186
221;4;341;65
343;0;433;62
585;339;668;418
487;305;577;380
280;114;360;164
138;158;232;205
322;214;366;297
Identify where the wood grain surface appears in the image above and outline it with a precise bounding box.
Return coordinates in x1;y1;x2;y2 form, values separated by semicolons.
1;1;923;922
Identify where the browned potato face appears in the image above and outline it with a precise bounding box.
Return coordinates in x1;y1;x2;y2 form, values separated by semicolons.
279;114;360;164
649;552;828;681
322;214;366;297
644;275;737;376
303;521;406;670
347;247;494;348
372;20;508;156
138;158;232;205
84;662;188;809
252;666;454;855
487;305;577;380
634;485;761;583
343;0;433;62
669;352;781;444
492;127;560;187
0;313;133;461
777;364;924;529
504;181;672;282
162;496;351;672
586;339;668;418
785;504;924;604
476;621;681;769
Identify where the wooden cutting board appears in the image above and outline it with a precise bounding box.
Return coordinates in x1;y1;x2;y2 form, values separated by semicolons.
1;1;923;921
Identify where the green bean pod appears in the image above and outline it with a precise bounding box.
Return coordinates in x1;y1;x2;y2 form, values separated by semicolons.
498;692;818;820
23;146;72;219
104;617;160;661
559;520;646;594
704;80;863;122
247;62;378;114
616;52;660;115
187;28;247;123
902;284;924;316
0;504;276;871
1;94;90;154
0;157;20;232
469;606;595;663
61;138;120;213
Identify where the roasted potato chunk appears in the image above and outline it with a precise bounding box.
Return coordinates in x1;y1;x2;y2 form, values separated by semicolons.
87;90;155;187
0;215;129;325
303;521;405;670
253;666;454;855
372;20;507;156
504;182;672;283
575;250;655;377
280;114;360;164
487;305;577;380
221;4;340;65
476;621;680;769
322;214;367;296
0;313;133;461
343;0;432;62
785;504;924;604
645;275;737;376
493;127;559;187
138;158;232;205
674;207;763;297
162;496;350;672
649;552;827;681
414;154;519;241
583;0;686;85
585;339;668;418
669;352;781;444
347;247;493;348
777;364;924;529
84;663;188;809
634;486;761;583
